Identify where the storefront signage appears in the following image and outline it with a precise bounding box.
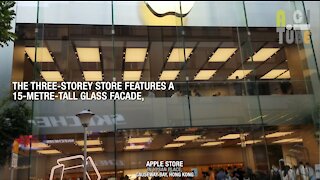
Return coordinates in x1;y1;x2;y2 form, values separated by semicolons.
44;139;75;144
30;114;126;128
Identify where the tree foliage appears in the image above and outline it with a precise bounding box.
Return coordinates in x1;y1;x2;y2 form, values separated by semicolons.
0;97;32;166
0;1;17;47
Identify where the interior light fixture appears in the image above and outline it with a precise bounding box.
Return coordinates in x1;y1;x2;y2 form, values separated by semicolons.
124;145;145;150
25;47;54;62
272;138;303;144
276;70;291;79
219;133;249;140
83;71;102;81
174;135;201;142
194;70;217;80
248;48;280;62
209;48;237;62
264;131;294;138
167;48;193;62
123;71;142;81
159;70;180;80
237;140;262;145
76;48;100;62
86;147;104;152
163;143;185;148
75;140;101;146
125;48;148;62
37;149;61;155
41;71;64;82
127;137;153;144
227;70;252;80
261;69;287;79
201;141;224;146
31;142;50;149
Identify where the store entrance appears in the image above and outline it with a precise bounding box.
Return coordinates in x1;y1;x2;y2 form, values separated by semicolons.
28;124;314;180
114;126;269;180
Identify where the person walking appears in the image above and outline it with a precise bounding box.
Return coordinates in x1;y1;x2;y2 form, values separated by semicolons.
305;163;315;180
297;162;307;180
216;168;227;180
271;165;281;180
234;76;243;95
209;167;215;180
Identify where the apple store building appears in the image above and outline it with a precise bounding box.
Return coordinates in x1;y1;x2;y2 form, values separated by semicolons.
0;1;320;180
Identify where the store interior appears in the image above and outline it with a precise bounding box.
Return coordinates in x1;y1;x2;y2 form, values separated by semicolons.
9;24;319;180
14;125;316;179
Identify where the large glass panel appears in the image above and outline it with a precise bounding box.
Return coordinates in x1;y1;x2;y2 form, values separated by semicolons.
112;1;191;129
6;2;320;180
244;1;320;178
181;1;270;176
14;2;117;180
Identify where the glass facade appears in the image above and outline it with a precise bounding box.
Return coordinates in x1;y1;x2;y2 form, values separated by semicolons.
1;1;320;180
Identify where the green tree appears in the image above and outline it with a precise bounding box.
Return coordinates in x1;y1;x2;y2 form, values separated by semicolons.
0;97;32;166
0;1;17;47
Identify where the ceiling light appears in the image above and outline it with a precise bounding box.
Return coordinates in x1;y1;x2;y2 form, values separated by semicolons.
159;70;180;80
123;71;142;81
127;137;153;144
164;143;185;148
31;142;50;149
261;69;287;79
201;141;224;146
41;71;63;82
219;133;249;140
273;138;303;144
37;149;61;155
83;71;102;81
124;145;145;150
76;48;100;62
174;135;201;142
248;48;280;62
264;131;294;138
277;70;291;79
87;147;104;152
237;140;262;145
209;48;237;62
75;140;101;146
194;70;217;80
125;48;147;62
25;47;54;62
228;70;252;80
167;48;193;62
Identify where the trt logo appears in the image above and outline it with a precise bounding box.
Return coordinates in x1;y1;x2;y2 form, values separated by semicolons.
276;9;311;45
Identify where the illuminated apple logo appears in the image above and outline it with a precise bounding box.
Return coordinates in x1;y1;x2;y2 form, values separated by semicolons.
145;1;195;17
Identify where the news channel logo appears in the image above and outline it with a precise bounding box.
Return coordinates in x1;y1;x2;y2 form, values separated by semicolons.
276;9;311;45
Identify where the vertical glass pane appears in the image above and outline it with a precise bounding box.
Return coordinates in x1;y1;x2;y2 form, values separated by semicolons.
113;1;192;178
6;2;320;180
112;1;191;129
244;1;320;178
22;1;117;180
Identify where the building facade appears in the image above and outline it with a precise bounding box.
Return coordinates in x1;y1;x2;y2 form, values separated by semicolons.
0;1;320;180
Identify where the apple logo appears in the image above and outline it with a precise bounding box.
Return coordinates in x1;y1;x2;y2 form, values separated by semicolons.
145;1;195;17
